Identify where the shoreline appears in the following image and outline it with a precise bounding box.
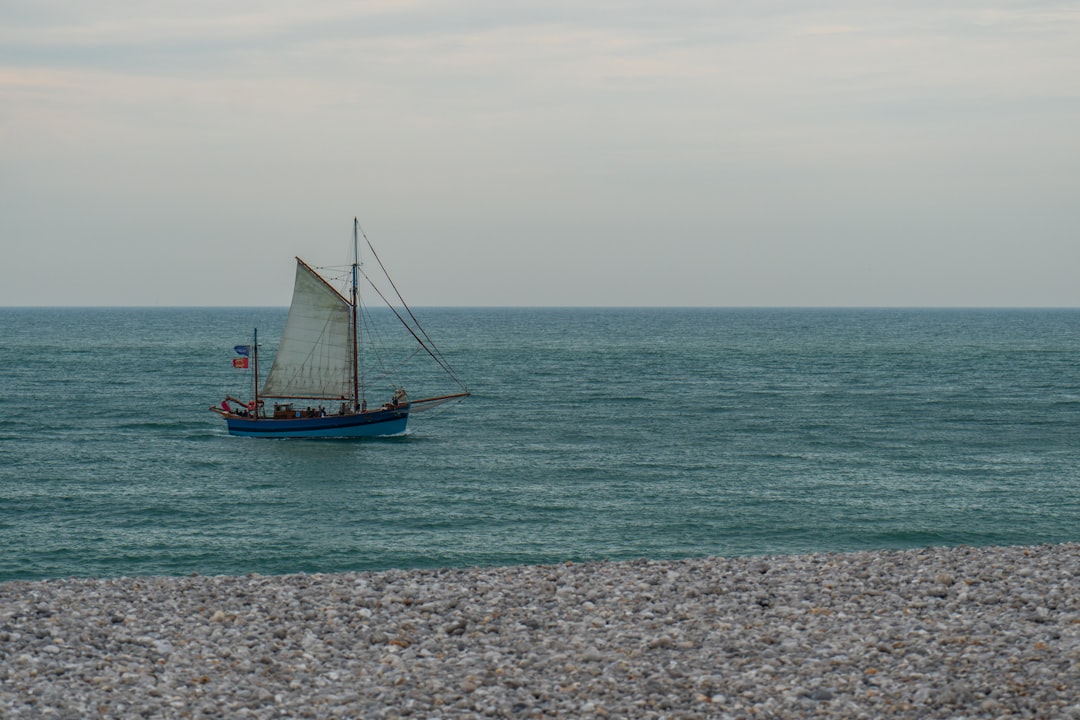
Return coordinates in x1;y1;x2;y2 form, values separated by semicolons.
2;543;1077;718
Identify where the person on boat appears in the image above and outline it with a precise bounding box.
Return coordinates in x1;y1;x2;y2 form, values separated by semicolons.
221;399;231;414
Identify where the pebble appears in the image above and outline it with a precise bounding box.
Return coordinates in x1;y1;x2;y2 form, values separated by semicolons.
1;543;1077;718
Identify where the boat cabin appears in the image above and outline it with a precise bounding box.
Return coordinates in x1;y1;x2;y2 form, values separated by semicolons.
273;403;298;419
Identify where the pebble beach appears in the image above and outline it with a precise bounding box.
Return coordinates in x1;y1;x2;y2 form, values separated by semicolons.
2;543;1077;719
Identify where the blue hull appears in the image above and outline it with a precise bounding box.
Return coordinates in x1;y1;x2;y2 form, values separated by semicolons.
225;407;409;438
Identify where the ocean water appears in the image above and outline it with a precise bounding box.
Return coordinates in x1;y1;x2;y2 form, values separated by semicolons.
1;307;1078;582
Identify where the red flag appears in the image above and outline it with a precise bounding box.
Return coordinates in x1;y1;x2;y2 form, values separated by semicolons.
232;358;249;369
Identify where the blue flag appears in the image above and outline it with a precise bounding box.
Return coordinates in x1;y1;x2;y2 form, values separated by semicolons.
234;345;251;356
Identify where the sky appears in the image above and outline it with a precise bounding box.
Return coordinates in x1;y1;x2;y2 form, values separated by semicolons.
2;1;1079;307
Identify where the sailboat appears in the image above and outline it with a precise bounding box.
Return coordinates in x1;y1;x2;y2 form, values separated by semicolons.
210;218;469;438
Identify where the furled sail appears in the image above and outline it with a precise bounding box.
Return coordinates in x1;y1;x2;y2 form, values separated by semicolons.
261;259;354;399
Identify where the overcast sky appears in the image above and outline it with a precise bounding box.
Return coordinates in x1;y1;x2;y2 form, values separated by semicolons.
2;1;1078;306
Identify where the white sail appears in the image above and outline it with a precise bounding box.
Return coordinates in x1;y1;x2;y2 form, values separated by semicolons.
261;259;354;399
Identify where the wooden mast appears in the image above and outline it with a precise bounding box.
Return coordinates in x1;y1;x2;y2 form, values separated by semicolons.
253;327;260;417
351;218;361;412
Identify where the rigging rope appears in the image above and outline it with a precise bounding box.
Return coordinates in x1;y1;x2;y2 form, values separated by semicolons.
355;222;469;392
356;224;455;362
358;268;467;390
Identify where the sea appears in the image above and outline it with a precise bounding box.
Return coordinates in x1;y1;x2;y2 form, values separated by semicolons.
1;307;1078;583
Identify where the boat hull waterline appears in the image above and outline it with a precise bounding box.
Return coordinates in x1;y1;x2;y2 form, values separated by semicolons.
224;406;409;438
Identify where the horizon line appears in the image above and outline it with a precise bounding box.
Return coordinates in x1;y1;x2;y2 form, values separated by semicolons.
3;305;1080;311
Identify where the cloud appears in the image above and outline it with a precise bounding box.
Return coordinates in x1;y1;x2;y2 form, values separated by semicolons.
2;1;1079;305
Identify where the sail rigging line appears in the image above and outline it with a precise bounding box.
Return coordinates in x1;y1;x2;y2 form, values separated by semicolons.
315;237;454;388
370;258;455;376
353;308;403;400
355;222;468;391
356;304;417;388
357;267;469;391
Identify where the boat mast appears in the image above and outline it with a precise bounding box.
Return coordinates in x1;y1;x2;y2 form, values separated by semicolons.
253;327;260;416
352;218;360;412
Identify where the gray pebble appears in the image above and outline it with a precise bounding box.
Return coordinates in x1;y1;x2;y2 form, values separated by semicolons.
1;543;1078;718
